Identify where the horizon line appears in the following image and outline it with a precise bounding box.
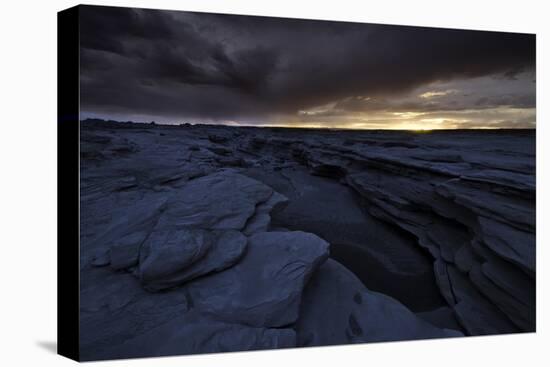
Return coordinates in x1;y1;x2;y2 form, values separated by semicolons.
79;118;536;132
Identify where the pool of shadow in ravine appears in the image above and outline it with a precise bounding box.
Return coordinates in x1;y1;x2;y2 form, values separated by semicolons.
258;168;447;313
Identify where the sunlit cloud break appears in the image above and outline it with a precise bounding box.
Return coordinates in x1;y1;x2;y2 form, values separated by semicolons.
419;90;458;99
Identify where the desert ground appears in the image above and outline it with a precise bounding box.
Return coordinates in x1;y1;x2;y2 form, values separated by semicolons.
79;120;535;360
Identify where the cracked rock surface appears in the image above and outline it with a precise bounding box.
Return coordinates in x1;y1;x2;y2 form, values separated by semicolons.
80;121;534;360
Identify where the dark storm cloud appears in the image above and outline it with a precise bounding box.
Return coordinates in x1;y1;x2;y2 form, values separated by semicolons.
79;5;536;122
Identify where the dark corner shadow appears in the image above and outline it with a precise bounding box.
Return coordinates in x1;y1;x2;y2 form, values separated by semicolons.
36;340;57;354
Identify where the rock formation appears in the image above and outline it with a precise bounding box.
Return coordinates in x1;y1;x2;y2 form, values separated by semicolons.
80;120;534;360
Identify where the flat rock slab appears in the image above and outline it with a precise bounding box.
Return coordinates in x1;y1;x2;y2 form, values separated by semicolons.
84;193;168;261
437;178;534;231
477;216;535;274
109;231;149;270
446;266;519;335
80;280;190;360
469;263;535;331
80;270;144;313
416;306;463;331
156;170;273;231
84;310;296;361
190;231;329;327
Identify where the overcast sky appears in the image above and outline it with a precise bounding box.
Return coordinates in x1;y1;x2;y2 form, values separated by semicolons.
79;5;536;129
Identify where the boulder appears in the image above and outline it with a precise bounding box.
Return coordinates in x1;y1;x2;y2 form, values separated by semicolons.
139;228;212;287
296;259;462;347
139;230;247;291
190;231;329;327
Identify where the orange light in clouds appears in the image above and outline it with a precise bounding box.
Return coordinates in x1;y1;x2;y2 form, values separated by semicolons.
251;106;534;130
